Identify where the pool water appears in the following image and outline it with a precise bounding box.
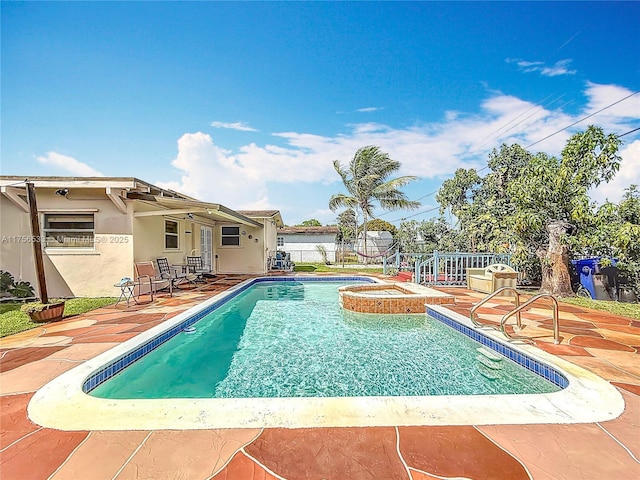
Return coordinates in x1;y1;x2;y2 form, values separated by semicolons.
91;281;560;399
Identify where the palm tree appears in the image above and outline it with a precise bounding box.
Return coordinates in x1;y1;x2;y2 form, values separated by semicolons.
329;146;420;262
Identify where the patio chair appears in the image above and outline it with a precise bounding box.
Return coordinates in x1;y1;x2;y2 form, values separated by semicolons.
134;261;172;300
271;251;294;271
273;251;285;270
156;257;197;288
186;256;211;282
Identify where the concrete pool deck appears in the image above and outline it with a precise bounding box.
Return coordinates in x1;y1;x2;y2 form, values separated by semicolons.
1;273;638;479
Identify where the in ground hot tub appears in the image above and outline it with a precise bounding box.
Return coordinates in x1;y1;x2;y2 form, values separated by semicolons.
338;282;455;314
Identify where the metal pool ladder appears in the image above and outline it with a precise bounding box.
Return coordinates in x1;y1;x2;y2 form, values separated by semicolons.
470;287;561;345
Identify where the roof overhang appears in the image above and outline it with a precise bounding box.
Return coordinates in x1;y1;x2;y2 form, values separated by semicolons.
134;197;263;228
0;177;183;214
237;210;285;228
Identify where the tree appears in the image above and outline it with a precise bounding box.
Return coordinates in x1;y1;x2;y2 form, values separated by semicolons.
363;219;397;236
507;126;621;295
417;216;462;253
396;217;463;254
575;185;640;291
396;220;422;252
299;219;322;227
336;208;357;242
436;127;623;296
329;146;420;262
436;144;531;253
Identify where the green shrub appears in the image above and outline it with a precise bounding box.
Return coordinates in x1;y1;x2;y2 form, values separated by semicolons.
0;270;35;298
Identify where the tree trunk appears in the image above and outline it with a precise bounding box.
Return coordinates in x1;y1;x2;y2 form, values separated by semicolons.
537;220;574;297
362;211;368;265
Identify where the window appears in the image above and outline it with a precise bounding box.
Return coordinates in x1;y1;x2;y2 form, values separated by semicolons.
44;213;94;248
165;220;179;249
277;236;284;247
221;226;240;246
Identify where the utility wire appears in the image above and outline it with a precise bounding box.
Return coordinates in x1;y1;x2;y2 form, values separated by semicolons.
389;205;441;223
618;126;640;138
374;187;440;219
378;94;574;215
524;90;639;149
473;92;565;151
374;92;639;224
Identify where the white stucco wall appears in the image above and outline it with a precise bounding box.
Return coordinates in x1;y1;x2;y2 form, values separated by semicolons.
279;233;337;263
216;222;266;274
1;183;277;297
1;188;134;298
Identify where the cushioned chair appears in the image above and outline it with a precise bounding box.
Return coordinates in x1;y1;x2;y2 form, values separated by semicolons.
466;263;518;295
134;261;172;300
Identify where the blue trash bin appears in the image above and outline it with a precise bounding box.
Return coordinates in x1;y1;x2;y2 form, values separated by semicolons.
571;258;600;299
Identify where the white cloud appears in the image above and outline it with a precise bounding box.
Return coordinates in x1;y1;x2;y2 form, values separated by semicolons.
356;107;382;113
583;82;640;119
591;140;640;204
36;152;104;177
210;121;257;132
159;83;640;217
155;132;270;210
540;59;576;77
508;58;576;77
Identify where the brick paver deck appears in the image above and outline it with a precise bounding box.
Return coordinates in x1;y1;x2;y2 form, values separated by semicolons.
1;275;638;479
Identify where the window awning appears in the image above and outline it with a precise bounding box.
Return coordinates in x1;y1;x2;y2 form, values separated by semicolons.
133;197;263;228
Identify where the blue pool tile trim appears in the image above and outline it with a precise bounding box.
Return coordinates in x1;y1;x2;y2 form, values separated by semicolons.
82;276;375;393
426;307;569;389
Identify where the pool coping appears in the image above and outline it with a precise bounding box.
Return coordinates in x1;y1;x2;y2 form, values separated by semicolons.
28;276;624;430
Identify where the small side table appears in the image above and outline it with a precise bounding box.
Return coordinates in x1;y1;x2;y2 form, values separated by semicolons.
115;280;138;307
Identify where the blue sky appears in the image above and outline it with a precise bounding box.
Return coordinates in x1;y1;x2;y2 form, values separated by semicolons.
2;1;639;226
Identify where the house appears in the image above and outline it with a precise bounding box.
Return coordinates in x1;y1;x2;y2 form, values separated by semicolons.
276;226;339;263
0;176;284;298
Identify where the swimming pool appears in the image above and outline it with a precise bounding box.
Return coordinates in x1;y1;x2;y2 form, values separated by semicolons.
89;280;560;399
28;276;624;430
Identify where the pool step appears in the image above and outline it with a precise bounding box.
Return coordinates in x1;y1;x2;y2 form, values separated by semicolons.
477;362;502;380
477;347;503;362
476;349;504;380
476;355;503;370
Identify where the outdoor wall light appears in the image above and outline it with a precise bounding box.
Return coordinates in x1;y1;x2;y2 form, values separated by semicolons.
55;188;69;197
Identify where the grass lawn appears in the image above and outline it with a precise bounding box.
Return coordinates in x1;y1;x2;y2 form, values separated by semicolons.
559;296;640;320
0;297;118;338
294;263;384;274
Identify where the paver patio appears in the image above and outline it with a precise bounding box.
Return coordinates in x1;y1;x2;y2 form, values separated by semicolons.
1;275;638;479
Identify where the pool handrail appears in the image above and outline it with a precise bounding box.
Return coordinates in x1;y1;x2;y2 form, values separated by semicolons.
501;294;560;345
470;286;522;329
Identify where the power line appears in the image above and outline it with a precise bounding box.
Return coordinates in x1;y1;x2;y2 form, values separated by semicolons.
618;127;640;138
389;205;441;224
473;92;566;152
524;90;640;149
373;92;640;224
